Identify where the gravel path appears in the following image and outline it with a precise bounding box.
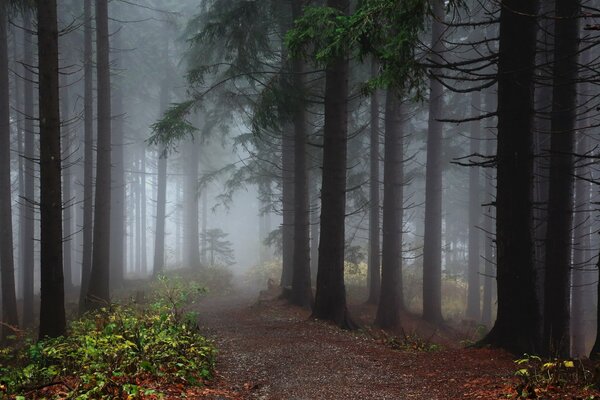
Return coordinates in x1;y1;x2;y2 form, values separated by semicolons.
194;290;516;400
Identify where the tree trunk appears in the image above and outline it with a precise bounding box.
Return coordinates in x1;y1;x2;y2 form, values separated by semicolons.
375;90;404;328
466;91;481;321
140;147;147;274
281;125;295;287
110;31;125;288
479;0;540;355
290;0;312;307
201;188;207;264
312;0;354;329
153;60;169;276
533;0;555;321
310;170;319;282
367;59;381;305
87;0;112;309
37;0;66;338
61;81;73;293
481;89;497;327
542;0;579;357
572;135;588;357
183;138;201;268
422;0;444;324
0;4;19;339
79;0;94;313
21;14;35;326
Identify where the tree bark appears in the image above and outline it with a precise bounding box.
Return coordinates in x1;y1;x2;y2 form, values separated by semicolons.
110;31;125;288
153;55;169;277
140;147;147;274
481;89;496;327
466;90;481;321
37;0;66;338
289;0;312;307
479;0;540;355
542;0;579;357
367;59;381;305
312;0;354;329
183;138;201;268
375;90;404;328
0;3;19;339
87;0;112;309
61;80;73;293
422;0;444;324
572;135;588;357
79;0;94;313
281;124;295;287
21;14;35;326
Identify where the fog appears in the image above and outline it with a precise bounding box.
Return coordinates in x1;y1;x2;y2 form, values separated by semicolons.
2;0;600;365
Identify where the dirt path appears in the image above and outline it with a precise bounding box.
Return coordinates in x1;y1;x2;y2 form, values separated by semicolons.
194;290;517;399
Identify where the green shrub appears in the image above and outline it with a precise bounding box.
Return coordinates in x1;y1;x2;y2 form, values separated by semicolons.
244;260;282;288
513;354;593;398
0;277;216;399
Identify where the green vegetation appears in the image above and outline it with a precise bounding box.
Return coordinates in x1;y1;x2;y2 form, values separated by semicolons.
0;276;216;399
513;354;595;399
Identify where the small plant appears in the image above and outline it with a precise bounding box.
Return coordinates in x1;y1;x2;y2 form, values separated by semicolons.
512;354;593;399
0;277;216;398
385;330;441;353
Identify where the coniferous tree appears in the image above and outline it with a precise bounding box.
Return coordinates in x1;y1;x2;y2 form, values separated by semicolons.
0;1;19;339
466;90;481;321
21;13;35;326
79;0;94;312
289;0;312;308
543;0;580;357
367;59;381;305
38;0;66;338
422;0;445;324
375;90;404;328
479;0;540;355
87;0;112;308
312;0;354;329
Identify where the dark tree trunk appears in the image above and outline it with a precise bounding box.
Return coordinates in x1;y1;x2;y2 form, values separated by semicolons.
37;0;66;338
290;0;312;307
466;91;481;321
183;138;200;268
375;90;404;328
310;170;319;282
79;0;94;313
481;89;497;327
312;0;354;329
592;248;600;358
153;62;169;277
533;1;555;319
422;0;444;324
61;82;73;293
572;135;588;357
110;31;125;288
201;188;208;264
479;0;540;355
0;4;19;339
21;14;35;326
281;125;295;287
140;148;147;274
86;0;112;309
367;59;381;305
542;0;579;357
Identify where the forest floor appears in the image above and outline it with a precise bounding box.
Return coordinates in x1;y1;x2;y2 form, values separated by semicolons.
183;286;599;400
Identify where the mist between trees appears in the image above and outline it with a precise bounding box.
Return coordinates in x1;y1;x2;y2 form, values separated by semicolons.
0;0;600;362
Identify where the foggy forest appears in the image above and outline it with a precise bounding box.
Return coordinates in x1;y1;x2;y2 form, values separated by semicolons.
1;0;600;398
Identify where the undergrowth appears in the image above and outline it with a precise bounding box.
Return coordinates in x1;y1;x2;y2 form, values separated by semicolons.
512;354;597;399
384;330;442;353
0;275;216;399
